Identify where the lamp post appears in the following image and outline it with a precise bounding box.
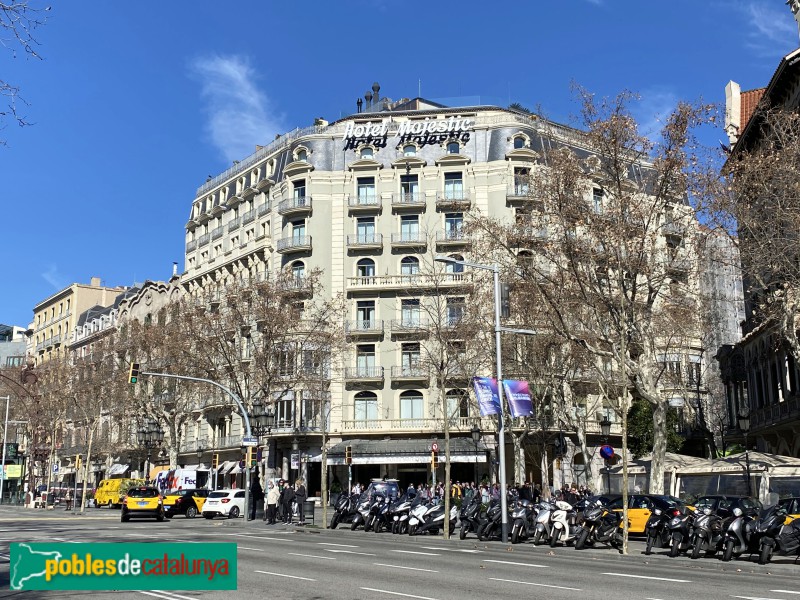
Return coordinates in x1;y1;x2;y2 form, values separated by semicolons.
471;424;481;484
136;418;164;484
292;436;300;482
0;395;10;504
250;399;274;485
737;410;752;496
599;415;612;495
435;255;510;543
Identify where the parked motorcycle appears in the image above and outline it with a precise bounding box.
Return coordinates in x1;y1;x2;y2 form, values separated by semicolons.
478;498;503;541
459;494;483;540
549;500;579;547
350;493;373;531
329;492;360;529
407;498;434;536
532;500;556;545
510;499;536;544
721;505;759;562
644;506;678;554
667;506;696;557
575;498;622;550
410;500;457;536
689;507;729;559
753;504;789;564
370;493;394;533
775;517;800;558
390;494;414;534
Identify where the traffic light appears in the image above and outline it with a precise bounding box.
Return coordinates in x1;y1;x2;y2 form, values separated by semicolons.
211;453;220;470
500;282;511;318
246;447;256;467
128;362;140;384
431;451;438;469
75;455;82;472
345;445;352;465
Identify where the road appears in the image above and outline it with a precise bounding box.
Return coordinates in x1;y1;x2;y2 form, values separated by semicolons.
0;506;797;600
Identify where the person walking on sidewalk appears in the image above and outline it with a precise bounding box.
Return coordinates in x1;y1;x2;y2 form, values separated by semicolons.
249;476;264;521
265;480;279;524
280;479;295;524
294;478;308;525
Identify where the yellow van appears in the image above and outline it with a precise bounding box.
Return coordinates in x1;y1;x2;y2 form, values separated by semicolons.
95;478;144;508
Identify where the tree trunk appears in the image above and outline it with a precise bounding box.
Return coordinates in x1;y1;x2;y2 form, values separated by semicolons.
79;425;95;514
321;431;328;528
621;388;629;556
649;401;667;494
540;446;551;499
574;426;593;488
443;383;451;540
512;432;523;484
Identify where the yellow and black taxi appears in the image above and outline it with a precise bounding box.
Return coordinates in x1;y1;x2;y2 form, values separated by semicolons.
608;494;687;533
163;488;209;519
121;486;165;522
777;496;800;524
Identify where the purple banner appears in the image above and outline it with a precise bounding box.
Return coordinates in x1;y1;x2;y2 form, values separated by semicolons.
502;379;534;418
472;377;501;416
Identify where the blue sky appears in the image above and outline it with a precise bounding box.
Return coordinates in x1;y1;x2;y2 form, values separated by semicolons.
1;0;797;328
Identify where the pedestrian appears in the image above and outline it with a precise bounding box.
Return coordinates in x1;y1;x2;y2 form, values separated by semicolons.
281;479;295;524
406;482;416;498
294;478;307;525
481;485;491;505
276;479;286;522
65;490;73;511
249;476;263;521
265;480;279;524
532;484;541;504
519;481;532;502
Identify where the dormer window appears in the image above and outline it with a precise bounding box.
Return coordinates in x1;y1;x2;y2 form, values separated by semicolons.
513;136;526;149
359;147;374;159
294;147;308;162
447;141;460;154
403;144;417;157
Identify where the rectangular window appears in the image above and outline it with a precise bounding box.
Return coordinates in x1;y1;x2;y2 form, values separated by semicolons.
293;179;306;199
401;343;421;370
447;297;465;326
356;217;375;243
400;395;424;421
356;300;375;329
444;213;463;240
292;220;306;239
400;174;419;201
401;299;420;326
444;172;464;200
514;167;529;196
274;393;294;428
400;215;419;240
356;344;376;374
357;177;376;203
355;396;378;422
593;188;604;214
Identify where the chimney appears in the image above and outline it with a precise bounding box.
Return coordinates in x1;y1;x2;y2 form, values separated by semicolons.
365;90;373;108
724;80;741;145
172;262;178;277
90;276;101;287
372;82;380;104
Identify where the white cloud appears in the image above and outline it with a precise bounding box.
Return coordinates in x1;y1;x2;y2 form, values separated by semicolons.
190;55;284;163
631;87;679;142
41;264;66;291
741;1;798;57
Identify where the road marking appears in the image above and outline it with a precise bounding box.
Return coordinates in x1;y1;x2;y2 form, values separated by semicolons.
255;570;315;581
489;578;581;591
373;563;438;573
150;591;199;600
771;593;800;596
392;549;441;556
289;552;336;560
237;546;264;551
732;597;788;600
361;587;438;600
325;549;376;556
420;546;480;553
318;542;359;548
482;559;548;568
602;572;690;583
230;534;292;542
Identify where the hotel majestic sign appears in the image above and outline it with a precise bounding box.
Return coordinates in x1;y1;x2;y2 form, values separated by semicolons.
342;116;473;149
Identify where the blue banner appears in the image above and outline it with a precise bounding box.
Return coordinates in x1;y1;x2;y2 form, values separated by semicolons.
472;377;501;416
502;380;534;418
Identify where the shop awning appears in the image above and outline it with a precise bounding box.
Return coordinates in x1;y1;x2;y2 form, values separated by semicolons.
59;467;75;475
181;464;211;472
216;461;236;474
107;464;130;476
310;438;487;466
229;464;244;474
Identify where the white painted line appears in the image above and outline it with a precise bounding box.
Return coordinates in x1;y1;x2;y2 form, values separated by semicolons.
771;593;800;596
255;570;315;581
230;534;292;542
139;592;180;600
150;591;198;600
373;563;439;573
391;549;441;556
289;552;336;560
489;578;581;592
602;572;690;583
482;559;548;568
420;546;480;553
318;542;359;548
361;587;438;600
325;549;376;556
732;596;787;600
237;546;264;551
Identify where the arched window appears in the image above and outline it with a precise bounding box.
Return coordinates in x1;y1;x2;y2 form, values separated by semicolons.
400;256;420;275
403;144;416;157
445;254;464;274
356;258;375;278
400;390;424;422
513;136;526;149
354;391;378;422
447;141;460;154
296;148;308;162
446;389;470;422
291;261;305;281
359;147;374;159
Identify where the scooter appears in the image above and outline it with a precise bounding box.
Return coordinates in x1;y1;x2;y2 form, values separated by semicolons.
753;504;789;564
349;493;372;531
721;506;759;562
459;494;483;540
329;492;360;529
549;500;579;547
532;500;556;545
575;498;620;549
414;501;458;536
391;494;414;534
644;506;677;554
510;499;536;544
407;498;434;536
690;507;729;559
667;506;696;557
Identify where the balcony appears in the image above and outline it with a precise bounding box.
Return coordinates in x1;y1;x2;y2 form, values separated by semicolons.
348;195;382;213
509;226;548;247
346;233;383;250
666;256;693;273
347;273;471;292
390;318;428;337
212;226;224;240
227;218;241;233
197;233;211;247
241;209;256;224
751;398;800;430
506;184;539;207
391;192;426;211
390;365;429;382
662;221;685;237
345;319;384;337
340;417;493;434
344;366;384;384
436;191;471;209
186;240;197;252
277;196;312;217
435;230;470;247
276;235;312;254
257;202;271;217
277;277;313;296
390;232;427;248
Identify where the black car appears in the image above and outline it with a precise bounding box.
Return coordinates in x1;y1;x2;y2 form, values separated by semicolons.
162;488;210;518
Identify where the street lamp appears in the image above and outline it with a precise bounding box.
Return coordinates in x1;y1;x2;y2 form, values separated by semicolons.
435;255;510;542
471;424;481;483
737;410;752;496
136;418;164;483
599;415;612;495
251;399;275;436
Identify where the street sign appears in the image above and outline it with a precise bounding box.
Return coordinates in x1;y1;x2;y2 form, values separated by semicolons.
431;442;439;452
242;436;258;447
52;464;59;473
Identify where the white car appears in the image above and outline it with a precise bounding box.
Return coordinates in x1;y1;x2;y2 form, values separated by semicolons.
201;489;246;519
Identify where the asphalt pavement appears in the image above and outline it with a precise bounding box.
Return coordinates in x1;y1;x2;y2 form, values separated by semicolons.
0;504;797;600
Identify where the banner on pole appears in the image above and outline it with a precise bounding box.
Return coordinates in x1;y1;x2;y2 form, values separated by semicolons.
502;379;534;418
472;377;501;416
